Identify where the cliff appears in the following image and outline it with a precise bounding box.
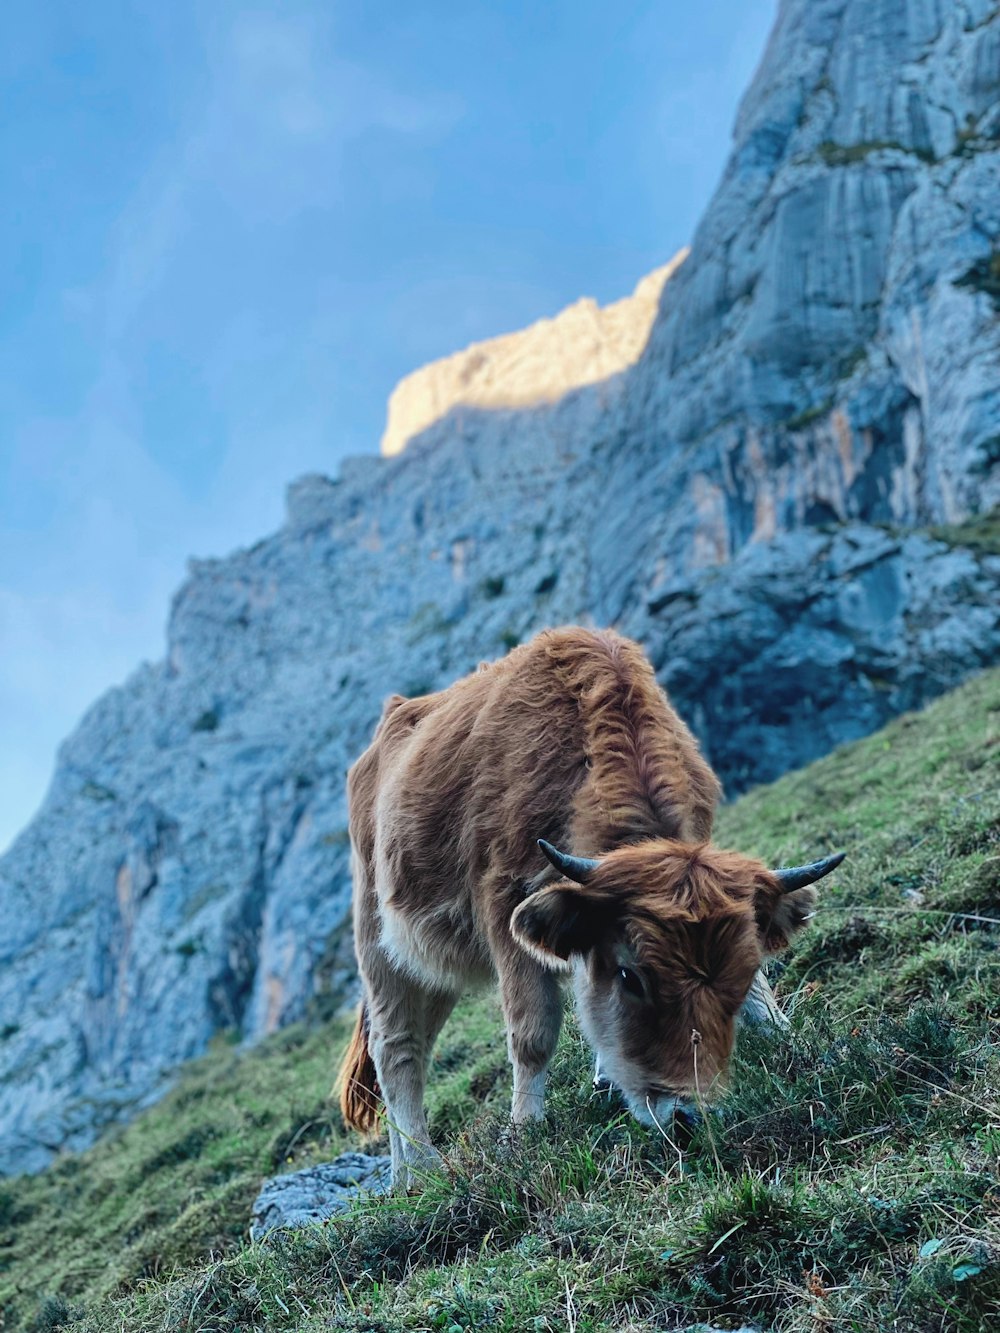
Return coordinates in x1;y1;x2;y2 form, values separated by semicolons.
0;0;997;1172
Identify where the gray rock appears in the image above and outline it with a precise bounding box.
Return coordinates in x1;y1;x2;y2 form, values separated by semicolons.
0;0;997;1172
250;1152;391;1240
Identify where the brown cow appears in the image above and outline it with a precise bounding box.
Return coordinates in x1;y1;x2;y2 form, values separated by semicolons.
339;626;842;1186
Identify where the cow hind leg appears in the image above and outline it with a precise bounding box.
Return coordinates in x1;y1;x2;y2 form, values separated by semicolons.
367;970;457;1189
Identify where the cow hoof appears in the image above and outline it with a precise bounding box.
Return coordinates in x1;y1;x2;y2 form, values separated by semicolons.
394;1142;444;1191
409;1143;444;1173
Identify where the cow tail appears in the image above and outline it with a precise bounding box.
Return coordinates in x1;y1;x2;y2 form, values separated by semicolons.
338;1002;383;1134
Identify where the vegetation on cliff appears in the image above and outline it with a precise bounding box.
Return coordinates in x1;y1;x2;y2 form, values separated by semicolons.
4;668;999;1331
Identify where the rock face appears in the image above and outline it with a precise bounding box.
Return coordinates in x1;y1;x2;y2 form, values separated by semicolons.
1;0;998;1173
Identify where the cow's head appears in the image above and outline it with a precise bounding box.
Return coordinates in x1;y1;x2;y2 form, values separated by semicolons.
510;838;843;1129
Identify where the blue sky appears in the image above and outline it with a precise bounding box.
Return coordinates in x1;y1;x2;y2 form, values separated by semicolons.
0;0;776;852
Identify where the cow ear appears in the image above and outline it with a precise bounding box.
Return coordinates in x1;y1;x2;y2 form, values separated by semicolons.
757;884;818;955
510;886;611;969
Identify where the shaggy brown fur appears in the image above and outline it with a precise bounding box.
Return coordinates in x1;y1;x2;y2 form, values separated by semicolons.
339;627;822;1184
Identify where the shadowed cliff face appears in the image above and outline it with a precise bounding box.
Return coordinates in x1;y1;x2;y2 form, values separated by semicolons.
1;0;998;1173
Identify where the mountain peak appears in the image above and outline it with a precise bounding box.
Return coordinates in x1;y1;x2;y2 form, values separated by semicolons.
380;253;686;458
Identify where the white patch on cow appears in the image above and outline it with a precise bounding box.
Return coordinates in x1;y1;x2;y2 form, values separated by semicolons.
378;907;457;989
377;879;493;991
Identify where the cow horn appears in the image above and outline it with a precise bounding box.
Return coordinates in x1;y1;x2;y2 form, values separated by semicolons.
774;851;846;892
537;838;600;883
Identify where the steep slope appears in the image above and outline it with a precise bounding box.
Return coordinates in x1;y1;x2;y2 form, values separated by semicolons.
1;0;998;1172
3;669;998;1331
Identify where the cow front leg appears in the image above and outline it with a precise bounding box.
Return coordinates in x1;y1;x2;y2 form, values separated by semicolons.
740;968;789;1030
499;962;563;1123
368;975;456;1189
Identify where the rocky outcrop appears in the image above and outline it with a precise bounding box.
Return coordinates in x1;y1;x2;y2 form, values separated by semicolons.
250;1153;391;1239
0;0;997;1173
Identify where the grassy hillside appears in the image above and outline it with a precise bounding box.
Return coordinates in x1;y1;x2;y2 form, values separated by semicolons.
3;668;999;1332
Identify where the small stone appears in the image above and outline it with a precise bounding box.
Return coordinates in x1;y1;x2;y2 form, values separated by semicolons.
250;1151;392;1240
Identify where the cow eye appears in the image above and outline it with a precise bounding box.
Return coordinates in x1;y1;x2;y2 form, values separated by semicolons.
618;966;645;999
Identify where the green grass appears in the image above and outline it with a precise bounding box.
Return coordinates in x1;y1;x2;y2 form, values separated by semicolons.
927;506;1000;557
816;140;937;167
4;669;1000;1332
782;397;834;432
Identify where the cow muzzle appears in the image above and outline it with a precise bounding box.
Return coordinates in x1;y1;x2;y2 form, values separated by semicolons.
629;1090;701;1136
